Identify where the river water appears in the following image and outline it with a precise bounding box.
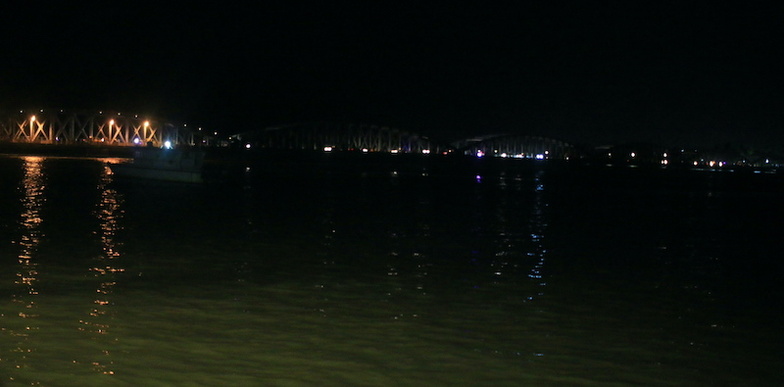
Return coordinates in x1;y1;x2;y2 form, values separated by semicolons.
0;153;782;386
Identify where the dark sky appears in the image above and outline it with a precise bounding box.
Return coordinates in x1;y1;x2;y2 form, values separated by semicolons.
2;2;782;148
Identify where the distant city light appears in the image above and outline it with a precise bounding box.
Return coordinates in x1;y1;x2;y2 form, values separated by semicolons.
245;143;251;149
535;154;545;160
476;150;485;158
323;146;333;152
422;149;431;154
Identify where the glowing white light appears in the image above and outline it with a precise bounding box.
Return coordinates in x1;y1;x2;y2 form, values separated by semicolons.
133;138;141;145
630;152;636;158
164;140;172;149
362;148;369;153
476;150;485;158
323;146;333;152
663;152;668;158
500;153;508;158
535;154;544;160
390;149;399;154
245;143;251;149
709;161;716;167
422;149;431;154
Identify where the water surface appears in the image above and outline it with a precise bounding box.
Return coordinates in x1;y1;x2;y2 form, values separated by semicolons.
1;154;782;386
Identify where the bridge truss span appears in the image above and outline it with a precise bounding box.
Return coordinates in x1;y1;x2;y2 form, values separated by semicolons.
460;133;577;160
233;122;441;154
1;110;195;147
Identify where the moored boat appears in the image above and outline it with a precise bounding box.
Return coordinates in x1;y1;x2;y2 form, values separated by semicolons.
110;146;205;183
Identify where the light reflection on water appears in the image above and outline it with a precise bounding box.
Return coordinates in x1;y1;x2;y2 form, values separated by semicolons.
2;157;130;383
79;163;125;376
8;156;45;374
0;156;783;385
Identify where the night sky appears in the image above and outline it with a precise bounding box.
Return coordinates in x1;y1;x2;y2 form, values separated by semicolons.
2;2;782;148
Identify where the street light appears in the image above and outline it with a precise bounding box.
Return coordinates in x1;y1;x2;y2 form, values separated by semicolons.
108;119;115;143
29;115;36;139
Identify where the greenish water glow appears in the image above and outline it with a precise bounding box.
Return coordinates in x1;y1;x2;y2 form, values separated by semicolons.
1;155;782;386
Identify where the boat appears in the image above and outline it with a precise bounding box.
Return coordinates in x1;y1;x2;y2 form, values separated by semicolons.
110;146;205;183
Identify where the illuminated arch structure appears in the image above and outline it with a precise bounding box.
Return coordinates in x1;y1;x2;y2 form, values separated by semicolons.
231;122;442;154
0;109;196;147
456;133;577;160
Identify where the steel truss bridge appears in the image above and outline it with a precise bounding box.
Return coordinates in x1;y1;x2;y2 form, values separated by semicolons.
232;122;441;154
232;123;575;158
455;134;576;159
1;111;577;159
0;109;196;147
